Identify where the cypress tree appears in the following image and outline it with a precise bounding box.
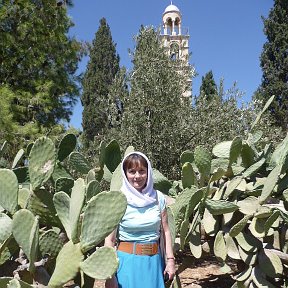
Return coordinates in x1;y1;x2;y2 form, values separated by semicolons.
254;0;288;130
81;18;120;148
199;70;219;101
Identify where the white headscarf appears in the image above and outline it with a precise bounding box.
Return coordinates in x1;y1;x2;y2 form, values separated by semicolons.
121;151;157;207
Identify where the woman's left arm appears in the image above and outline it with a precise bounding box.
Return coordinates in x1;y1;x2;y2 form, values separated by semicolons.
161;209;176;280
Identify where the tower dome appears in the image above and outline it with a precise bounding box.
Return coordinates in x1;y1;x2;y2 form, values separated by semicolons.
164;4;180;13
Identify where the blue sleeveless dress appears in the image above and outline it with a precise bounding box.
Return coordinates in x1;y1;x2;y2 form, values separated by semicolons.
116;191;166;288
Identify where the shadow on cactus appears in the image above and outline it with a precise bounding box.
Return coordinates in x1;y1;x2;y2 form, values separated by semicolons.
0;134;127;287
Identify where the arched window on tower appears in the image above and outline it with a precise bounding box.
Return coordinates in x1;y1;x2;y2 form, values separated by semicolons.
170;42;179;60
166;18;173;35
174;18;180;35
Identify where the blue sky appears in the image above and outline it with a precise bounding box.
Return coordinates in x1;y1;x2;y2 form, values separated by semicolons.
67;0;274;130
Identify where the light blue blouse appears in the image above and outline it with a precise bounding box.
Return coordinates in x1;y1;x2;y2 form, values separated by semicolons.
119;191;166;242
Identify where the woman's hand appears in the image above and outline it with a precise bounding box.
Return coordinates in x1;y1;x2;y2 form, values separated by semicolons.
164;258;176;280
161;209;176;281
105;275;118;288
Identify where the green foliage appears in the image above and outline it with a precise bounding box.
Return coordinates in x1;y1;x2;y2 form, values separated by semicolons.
254;0;288;130
82;18;120;148
192;82;248;152
119;26;194;178
0;0;84;165
0;0;82;126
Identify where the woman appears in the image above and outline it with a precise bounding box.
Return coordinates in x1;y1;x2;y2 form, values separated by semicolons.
105;151;176;288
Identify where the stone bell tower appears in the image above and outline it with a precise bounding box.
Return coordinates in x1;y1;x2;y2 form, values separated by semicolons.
160;2;192;97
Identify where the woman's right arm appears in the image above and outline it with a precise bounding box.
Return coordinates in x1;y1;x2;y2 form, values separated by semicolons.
104;229;117;247
104;230;118;288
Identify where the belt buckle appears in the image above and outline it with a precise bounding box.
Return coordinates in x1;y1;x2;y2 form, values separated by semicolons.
139;243;153;255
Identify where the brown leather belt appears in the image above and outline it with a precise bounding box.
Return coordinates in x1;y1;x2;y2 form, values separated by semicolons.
118;242;158;256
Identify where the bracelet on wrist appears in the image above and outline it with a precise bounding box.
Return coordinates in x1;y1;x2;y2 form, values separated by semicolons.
166;257;175;260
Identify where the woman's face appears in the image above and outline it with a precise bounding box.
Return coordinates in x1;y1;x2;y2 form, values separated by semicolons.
126;163;148;192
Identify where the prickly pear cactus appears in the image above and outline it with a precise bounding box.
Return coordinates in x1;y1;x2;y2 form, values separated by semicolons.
173;97;288;287
0;134;130;287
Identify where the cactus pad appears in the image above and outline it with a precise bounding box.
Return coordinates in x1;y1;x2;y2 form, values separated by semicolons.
214;231;227;262
210;158;229;173
180;150;194;166
182;162;196;189
57;133;77;162
86;180;101;201
80;191;127;252
194;146;211;175
209;168;225;183
153;169;172;194
205;199;239;215
202;208;220;236
171;187;199;225
250;95;274;130
110;164;122;191
185;187;203;219
39;230;63;259
229;136;242;166
242;157;266;178
223;176;242;199
260;165;281;203
189;223;202;259
249;217;271;238
27;189;61;227
28;136;56;190
269;129;288;169
18;188;30;209
12;209;39;272
225;234;240;260
0;213;12;243
86;169;96;184
70;178;86;243
53;192;71;239
235;231;261;253
80;247;119;279
229;215;252;237
264;210;280;233
55;177;74;194
48;241;84;287
0;169;18;214
12;148;24;169
104;139;121;173
7;279;21;288
69;152;91;174
212;141;232;158
52;162;73;181
237;196;260;215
